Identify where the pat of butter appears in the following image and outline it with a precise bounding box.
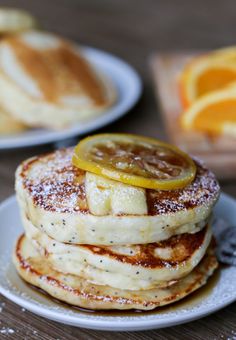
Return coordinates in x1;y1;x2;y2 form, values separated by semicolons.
85;172;147;216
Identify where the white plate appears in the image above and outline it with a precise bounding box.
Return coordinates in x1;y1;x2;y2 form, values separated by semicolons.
0;46;142;149
0;193;236;331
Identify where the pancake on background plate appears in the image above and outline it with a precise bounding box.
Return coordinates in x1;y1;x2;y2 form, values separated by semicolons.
0;107;27;134
0;8;37;135
13;133;220;310
0;8;37;35
0;30;116;129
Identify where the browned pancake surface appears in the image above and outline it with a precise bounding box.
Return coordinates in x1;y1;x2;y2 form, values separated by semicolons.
6;36;107;106
14;235;218;310
80;226;208;269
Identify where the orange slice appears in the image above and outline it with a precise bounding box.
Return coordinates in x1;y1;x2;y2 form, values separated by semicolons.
181;85;236;136
179;46;236;108
72;133;196;190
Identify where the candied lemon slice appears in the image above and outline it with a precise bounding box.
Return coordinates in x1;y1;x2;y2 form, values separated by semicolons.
72;134;196;190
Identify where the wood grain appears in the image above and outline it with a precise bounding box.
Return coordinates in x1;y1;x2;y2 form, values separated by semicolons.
0;0;236;339
150;52;236;178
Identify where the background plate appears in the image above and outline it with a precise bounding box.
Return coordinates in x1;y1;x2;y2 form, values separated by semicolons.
0;194;236;331
0;46;142;149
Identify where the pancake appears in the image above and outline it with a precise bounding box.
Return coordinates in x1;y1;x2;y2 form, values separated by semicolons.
13;235;218;311
24;217;212;290
16;148;220;245
0;30;116;129
0;107;27;134
0;8;37;34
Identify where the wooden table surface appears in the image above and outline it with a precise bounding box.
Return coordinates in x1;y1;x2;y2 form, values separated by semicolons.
0;0;236;339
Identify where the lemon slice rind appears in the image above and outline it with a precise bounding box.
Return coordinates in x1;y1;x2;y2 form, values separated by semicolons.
72;134;196;190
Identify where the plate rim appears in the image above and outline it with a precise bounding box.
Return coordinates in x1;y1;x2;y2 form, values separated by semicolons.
0;193;236;331
0;45;142;150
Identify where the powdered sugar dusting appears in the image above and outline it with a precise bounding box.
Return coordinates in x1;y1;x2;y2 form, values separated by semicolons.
19;148;220;216
0;302;5;313
147;160;220;215
0;327;15;335
20;148;88;214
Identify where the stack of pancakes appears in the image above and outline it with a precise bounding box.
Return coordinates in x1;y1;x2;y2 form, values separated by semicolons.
14;148;220;310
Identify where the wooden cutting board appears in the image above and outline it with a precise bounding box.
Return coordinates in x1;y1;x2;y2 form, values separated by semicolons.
150;52;236;179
